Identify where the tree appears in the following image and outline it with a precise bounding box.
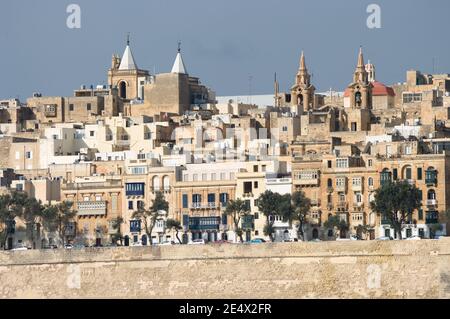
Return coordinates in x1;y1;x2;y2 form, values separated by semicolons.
370;181;421;240
43;201;77;247
0;194;18;250
22;197;45;249
355;224;374;240
257;191;284;242
110;217;124;245
224;199;250;243
324;215;349;239
289;191;311;241
166;219;182;244
132;191;169;246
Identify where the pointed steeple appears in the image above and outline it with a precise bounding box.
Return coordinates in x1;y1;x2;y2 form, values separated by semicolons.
171;41;187;74
357;46;364;69
119;33;137;71
353;46;368;84
300;51;307;71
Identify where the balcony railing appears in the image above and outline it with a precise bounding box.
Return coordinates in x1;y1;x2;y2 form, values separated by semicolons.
77;201;107;216
427;199;437;206
189;203;217;210
336;202;348;210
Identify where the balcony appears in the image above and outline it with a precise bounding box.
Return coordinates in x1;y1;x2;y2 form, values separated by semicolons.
293;170;320;186
310;199;321;207
189;203;217;210
77;201;107;216
426;212;439;224
242;192;254;198
189;216;221;231
351;184;363;192
425;170;438;186
353;202;364;210
336;202;348;211
427;199;437;207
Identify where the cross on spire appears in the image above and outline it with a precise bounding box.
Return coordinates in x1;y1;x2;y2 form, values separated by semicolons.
178;41;181;53
127;32;130;46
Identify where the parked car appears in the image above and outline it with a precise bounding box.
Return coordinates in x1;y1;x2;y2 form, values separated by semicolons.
375;236;392;241
311;238;322;242
189;239;206;245
283;238;300;242
158;241;174;246
73;244;85;249
11;244;29;251
64;244;74;249
250;238;266;244
406;236;422;241
131;241;143;247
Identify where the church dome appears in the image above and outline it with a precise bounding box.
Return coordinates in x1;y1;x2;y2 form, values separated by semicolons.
343;81;395;97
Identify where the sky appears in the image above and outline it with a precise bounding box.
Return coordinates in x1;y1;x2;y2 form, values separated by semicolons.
1;0;450;100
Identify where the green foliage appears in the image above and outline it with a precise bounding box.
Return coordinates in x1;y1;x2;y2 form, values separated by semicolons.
225;198;250;242
370;181;421;240
166;218;182;244
324;215;349;232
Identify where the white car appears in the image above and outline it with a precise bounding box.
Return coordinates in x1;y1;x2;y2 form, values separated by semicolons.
189;239;206;245
375;236;392;241
11;244;29;251
406;236;421;241
131;241;143;247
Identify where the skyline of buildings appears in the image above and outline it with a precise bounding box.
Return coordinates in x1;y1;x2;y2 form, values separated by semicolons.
1;35;450;248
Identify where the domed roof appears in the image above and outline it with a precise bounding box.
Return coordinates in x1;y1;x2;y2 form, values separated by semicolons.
343;81;395;97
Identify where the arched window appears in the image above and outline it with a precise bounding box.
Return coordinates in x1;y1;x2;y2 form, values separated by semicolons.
368;177;374;187
298;94;304;106
152;176;160;191
163;176;170;191
355;92;362;106
428;189;436;200
119;81;127;99
402;165;412;180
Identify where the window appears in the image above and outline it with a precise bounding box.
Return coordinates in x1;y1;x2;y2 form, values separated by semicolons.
393;169;398;180
137;153;146;160
405;145;412;155
83;196;90;202
351;122;357;132
338;193;345;202
282;126;288;132
368;177;374;187
25;151;32;159
253;165;258;172
90;131;95;137
355;193;362;203
327;179;332;188
262;165;267;172
368;159;373;167
403;93;422;103
144;132;151;140
336;158;349;168
418;209;424;221
328;160;332;168
336;177;346;187
219;193;229;205
128;201;134;210
182;194;188;209
193;174;198;182
417;168;423;180
255;230;259;236
352;177;362;187
15;151;20;160
207;193;216;203
137;200;144;210
192;194;202;203
95;195;102;202
427;190;436;200
328;229;333;237
69;104;74;111
125;183;145;196
404;166;412;180
131;166;146;175
254;181;259;189
244;182;252;194
87;103;91;111
220;172;226;180
211;173;216;180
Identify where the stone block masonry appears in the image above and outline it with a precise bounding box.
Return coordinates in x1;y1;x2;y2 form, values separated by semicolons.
1;239;450;299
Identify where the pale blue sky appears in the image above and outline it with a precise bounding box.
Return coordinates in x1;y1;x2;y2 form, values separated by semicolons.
1;0;449;100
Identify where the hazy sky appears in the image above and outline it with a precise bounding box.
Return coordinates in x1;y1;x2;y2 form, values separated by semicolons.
1;0;449;100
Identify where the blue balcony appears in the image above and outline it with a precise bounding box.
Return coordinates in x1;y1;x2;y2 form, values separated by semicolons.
189;217;220;231
130;220;141;233
425;170;437;186
126;183;145;196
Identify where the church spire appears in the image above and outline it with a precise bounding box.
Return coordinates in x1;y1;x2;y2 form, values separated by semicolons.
171;41;187;74
300;50;306;71
119;33;137;70
353;46;368;84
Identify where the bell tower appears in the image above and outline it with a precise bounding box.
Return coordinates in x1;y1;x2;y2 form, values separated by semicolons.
346;47;372;109
290;51;315;114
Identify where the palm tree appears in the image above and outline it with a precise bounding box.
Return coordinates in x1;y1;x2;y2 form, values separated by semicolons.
166;219;182;244
224;199;250;243
132;192;169;246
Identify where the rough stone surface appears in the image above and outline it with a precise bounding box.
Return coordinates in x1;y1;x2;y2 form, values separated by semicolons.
1;239;450;299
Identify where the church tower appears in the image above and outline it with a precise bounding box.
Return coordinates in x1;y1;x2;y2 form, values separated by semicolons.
108;34;150;102
291;51;315;114
345;47;372;109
